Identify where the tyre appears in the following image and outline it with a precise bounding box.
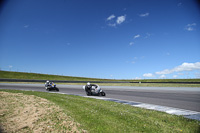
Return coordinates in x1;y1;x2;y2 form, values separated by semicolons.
45;87;49;91
101;92;106;96
86;91;91;96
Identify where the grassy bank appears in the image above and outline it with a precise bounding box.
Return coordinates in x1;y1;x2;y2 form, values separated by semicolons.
0;91;85;132
0;89;199;132
0;70;106;81
1;70;200;82
1;71;200;87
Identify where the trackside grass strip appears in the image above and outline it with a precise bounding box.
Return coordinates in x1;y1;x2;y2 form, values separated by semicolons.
0;89;200;132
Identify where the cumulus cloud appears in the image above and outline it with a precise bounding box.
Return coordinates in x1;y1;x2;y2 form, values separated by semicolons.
185;23;196;31
133;34;140;39
155;62;200;75
139;13;149;17
107;14;115;21
116;15;126;24
143;73;154;78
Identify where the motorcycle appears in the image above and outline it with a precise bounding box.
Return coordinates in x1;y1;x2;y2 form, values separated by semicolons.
83;84;106;96
45;82;59;91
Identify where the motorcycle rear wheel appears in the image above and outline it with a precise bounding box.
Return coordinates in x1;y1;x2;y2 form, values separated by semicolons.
101;92;106;96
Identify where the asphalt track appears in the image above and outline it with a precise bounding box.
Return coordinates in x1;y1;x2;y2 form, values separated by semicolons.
0;83;200;112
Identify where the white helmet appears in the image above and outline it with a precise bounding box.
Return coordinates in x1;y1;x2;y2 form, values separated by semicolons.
87;82;90;86
47;80;49;83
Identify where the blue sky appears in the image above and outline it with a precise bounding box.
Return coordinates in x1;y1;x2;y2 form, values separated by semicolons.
0;0;200;79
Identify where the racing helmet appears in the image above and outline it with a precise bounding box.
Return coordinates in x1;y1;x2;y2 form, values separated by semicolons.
87;82;90;86
47;80;49;83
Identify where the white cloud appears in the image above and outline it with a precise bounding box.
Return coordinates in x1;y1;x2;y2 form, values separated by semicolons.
135;77;141;80
173;75;178;78
155;69;171;75
185;23;196;31
133;34;140;39
159;75;166;79
156;62;200;75
107;14;115;21
143;73;154;78
129;42;134;46
106;14;126;27
116;15;126;24
139;13;149;17
185;27;194;31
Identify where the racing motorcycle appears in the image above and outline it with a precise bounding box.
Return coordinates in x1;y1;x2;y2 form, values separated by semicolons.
83;84;106;96
45;81;59;91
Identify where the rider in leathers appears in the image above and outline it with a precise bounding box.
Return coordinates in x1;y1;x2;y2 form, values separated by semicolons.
85;82;97;95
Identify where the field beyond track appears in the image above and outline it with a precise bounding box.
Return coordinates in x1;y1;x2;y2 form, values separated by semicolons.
0;71;200;87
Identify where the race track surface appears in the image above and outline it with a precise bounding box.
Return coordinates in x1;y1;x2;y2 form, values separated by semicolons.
0;83;200;112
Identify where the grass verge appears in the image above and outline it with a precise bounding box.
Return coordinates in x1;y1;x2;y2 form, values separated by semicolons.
0;89;200;132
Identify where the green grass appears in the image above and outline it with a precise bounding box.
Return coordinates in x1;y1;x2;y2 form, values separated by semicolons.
1;70;200;82
1;89;200;133
1;70;200;87
0;70;107;81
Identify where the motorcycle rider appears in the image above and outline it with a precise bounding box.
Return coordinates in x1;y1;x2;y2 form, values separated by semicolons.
85;82;99;95
85;82;92;95
45;80;50;85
